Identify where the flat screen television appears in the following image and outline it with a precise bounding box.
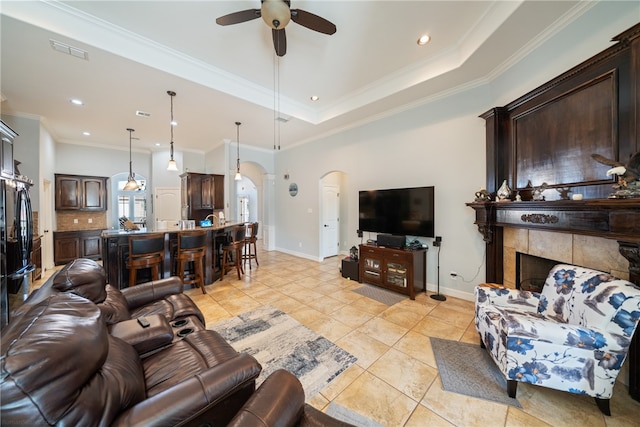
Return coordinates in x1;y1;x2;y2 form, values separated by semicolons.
359;186;435;237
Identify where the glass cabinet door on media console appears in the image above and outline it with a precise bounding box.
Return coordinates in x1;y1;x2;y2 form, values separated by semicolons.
361;253;383;285
359;244;426;300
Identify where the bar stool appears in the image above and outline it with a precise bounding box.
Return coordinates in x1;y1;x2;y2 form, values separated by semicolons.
176;230;207;294
126;234;165;287
243;222;259;270
220;225;246;281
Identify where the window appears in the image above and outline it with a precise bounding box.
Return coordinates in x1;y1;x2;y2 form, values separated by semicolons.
114;177;147;229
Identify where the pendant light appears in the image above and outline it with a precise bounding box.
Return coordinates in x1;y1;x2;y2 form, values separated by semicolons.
167;90;178;171
234;121;242;181
123;128;139;191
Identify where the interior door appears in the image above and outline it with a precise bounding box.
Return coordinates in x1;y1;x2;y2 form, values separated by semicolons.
321;185;339;258
155;187;181;228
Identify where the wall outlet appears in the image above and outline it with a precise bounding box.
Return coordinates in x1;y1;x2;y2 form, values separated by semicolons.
299;242;303;248
73;218;78;224
88;218;93;223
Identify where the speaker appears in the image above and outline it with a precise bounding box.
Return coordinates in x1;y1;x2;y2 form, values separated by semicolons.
377;234;405;249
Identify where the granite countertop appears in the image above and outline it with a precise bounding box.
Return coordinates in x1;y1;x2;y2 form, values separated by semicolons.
101;222;243;237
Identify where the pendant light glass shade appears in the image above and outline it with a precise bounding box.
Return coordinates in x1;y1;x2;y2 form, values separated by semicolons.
123;128;139;191
235;121;242;181
167;90;178;171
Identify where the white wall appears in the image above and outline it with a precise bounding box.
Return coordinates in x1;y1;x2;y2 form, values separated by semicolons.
273;86;489;298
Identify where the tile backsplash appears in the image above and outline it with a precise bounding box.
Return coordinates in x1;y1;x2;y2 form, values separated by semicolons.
56;211;107;231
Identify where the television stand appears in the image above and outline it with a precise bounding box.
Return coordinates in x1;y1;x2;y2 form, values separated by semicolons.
358;244;426;300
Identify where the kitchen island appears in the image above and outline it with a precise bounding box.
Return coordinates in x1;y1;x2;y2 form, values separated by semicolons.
101;222;242;290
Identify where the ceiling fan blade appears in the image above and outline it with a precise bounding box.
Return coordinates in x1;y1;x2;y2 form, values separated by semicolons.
290;9;336;35
272;28;287;57
216;9;261;26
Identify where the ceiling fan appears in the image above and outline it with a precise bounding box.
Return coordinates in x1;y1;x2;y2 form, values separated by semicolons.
216;0;337;56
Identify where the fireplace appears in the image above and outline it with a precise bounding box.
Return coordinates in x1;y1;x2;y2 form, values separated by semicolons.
516;252;559;292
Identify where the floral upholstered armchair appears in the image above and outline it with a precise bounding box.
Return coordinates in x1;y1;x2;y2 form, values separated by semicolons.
475;264;640;415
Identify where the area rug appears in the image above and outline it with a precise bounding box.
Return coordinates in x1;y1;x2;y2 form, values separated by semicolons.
352;284;407;306
429;337;522;408
210;306;357;400
325;402;384;427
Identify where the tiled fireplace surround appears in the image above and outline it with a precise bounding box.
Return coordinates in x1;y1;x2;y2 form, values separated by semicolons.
502;227;630;288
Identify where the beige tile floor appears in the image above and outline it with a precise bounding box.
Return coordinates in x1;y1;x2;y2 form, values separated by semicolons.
29;249;640;427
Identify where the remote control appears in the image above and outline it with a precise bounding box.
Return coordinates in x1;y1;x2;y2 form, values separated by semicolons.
137;317;150;328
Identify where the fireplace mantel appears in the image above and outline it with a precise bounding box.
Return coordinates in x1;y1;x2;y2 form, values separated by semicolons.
467;198;640;242
467;199;640;283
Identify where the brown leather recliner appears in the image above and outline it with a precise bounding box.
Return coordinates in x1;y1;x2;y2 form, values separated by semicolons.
1;292;262;426
228;369;356;427
12;258;205;328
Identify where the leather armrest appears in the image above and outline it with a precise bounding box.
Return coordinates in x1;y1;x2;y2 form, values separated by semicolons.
120;277;184;310
301;404;357;427
227;369;305;427
109;314;173;354
228;370;356;427
111;353;262;427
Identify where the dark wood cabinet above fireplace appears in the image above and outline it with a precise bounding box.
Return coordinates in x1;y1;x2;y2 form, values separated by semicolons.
480;24;639;202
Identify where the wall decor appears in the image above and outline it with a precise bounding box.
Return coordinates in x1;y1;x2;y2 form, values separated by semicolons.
289;183;298;197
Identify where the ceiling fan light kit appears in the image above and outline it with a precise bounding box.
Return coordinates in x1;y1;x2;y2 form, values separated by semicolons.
262;0;291;29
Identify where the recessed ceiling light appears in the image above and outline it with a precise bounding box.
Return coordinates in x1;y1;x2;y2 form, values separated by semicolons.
170;120;177;126
417;34;431;46
70;98;84;106
310;95;319;101
155;143;161;147
82;131;91;136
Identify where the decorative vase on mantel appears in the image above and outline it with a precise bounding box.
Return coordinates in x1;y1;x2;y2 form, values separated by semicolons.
496;180;512;202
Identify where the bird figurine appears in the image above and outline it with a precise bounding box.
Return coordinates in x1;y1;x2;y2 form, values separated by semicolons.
592;151;640;198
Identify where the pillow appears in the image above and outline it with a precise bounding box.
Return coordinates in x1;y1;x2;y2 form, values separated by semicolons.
98;285;132;324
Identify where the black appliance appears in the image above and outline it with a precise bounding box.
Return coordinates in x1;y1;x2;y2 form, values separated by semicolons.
1;122;34;329
4;181;34;289
358;186;435;237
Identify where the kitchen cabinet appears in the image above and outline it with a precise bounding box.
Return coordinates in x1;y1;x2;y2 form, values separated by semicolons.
358;244;426;300
181;173;224;220
55;174;107;211
1;121;17;179
54;230;102;265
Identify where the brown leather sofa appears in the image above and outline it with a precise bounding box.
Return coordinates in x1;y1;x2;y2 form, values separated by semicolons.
228;369;356;427
12;257;205;327
2;258;262;426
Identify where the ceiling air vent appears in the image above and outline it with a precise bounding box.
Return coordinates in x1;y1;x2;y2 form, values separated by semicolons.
50;39;88;60
136;111;151;118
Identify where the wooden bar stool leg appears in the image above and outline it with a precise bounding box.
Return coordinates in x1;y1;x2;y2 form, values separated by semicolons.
178;259;185;284
196;258;205;293
220;249;228;282
235;247;242;279
253;241;259;266
129;268;137;287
